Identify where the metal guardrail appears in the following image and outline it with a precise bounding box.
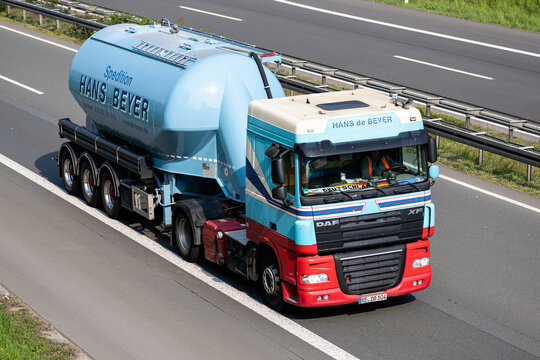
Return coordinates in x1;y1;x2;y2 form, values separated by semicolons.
276;57;540;180
2;0;539;180
2;0;107;30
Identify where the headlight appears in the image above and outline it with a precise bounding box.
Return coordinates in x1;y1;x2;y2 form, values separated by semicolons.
301;273;329;284
412;257;430;268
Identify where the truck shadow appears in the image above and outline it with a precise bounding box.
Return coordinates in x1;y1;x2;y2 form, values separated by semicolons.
283;294;417;319
35;152;63;187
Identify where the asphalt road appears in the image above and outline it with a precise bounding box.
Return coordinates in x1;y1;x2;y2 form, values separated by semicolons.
86;0;540;122
1;20;539;360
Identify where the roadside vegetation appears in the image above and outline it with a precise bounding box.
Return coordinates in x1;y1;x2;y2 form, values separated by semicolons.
371;0;540;33
0;2;148;44
0;293;76;359
1;2;538;197
417;109;540;197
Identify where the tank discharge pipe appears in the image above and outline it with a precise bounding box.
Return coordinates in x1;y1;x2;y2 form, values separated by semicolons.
250;52;273;99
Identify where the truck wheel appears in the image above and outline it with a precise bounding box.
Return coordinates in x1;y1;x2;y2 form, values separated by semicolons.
173;210;200;262
80;161;99;207
60;151;80;196
100;171;121;218
260;255;286;311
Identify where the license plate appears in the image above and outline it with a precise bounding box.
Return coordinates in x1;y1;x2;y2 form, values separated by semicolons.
359;293;387;304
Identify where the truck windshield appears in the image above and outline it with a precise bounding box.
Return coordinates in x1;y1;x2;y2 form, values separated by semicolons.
300;145;428;196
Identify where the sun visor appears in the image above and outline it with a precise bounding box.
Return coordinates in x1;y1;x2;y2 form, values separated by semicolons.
297;130;429;157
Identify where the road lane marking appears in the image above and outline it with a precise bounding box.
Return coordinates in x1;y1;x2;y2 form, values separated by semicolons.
274;0;540;59
0;152;358;360
393;55;494;80
439;174;540;214
0;25;78;53
0;75;44;94
179;6;243;21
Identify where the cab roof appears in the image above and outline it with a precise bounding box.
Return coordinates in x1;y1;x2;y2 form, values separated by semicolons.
248;89;418;135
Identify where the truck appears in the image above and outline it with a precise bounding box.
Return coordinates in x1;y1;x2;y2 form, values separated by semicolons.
58;20;439;310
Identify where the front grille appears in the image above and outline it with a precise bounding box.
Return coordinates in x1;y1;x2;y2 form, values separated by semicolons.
315;207;424;254
334;245;406;295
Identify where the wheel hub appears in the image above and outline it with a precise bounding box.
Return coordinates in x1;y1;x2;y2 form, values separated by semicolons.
83;169;94;198
63;159;73;187
262;265;280;295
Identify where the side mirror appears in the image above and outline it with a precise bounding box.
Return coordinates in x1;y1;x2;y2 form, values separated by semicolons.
428;136;438;163
271;186;287;201
271;157;286;185
429;165;440;179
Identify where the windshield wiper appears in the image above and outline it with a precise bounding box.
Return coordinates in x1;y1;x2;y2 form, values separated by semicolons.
338;190;355;201
361;186;387;198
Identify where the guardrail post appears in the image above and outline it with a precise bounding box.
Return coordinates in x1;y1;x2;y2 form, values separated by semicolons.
527;165;532;182
23;9;26;21
508;127;514;142
352;77;369;89
479;149;484;165
321;69;337;87
291;60;306;77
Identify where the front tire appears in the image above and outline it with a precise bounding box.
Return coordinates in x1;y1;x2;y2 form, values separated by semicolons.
173;210;200;262
60;151;80;196
259;254;286;311
100;170;121;218
80;161;99;207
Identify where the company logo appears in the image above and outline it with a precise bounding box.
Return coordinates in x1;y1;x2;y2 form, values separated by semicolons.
407;208;423;216
315;220;340;228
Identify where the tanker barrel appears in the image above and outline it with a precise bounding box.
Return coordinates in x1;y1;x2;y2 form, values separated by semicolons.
59;118;153;179
66;24;286;200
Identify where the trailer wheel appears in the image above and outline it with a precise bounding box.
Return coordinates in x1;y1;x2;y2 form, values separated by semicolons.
173;210;200;262
260;254;286;311
60;150;80;196
80;160;99;207
100;170;121;218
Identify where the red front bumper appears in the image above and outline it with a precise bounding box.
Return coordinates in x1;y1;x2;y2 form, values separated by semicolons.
288;240;431;307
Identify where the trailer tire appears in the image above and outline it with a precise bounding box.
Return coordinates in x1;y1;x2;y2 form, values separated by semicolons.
100;170;121;219
173;210;200;262
60;150;80;196
80;160;100;207
259;254;286;311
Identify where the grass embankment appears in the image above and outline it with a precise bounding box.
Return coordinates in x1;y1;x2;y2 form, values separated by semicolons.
372;0;540;33
0;295;75;359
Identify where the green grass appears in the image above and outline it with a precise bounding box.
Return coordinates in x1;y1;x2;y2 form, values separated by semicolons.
371;0;540;33
0;297;74;360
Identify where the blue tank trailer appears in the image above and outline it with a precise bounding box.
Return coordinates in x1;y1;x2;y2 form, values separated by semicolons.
58;21;439;309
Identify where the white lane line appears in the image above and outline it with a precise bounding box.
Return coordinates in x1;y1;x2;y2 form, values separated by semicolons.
179;6;243;21
439;174;540;214
0;25;78;53
394;55;494;80
0;75;44;95
274;0;540;59
0;152;358;360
